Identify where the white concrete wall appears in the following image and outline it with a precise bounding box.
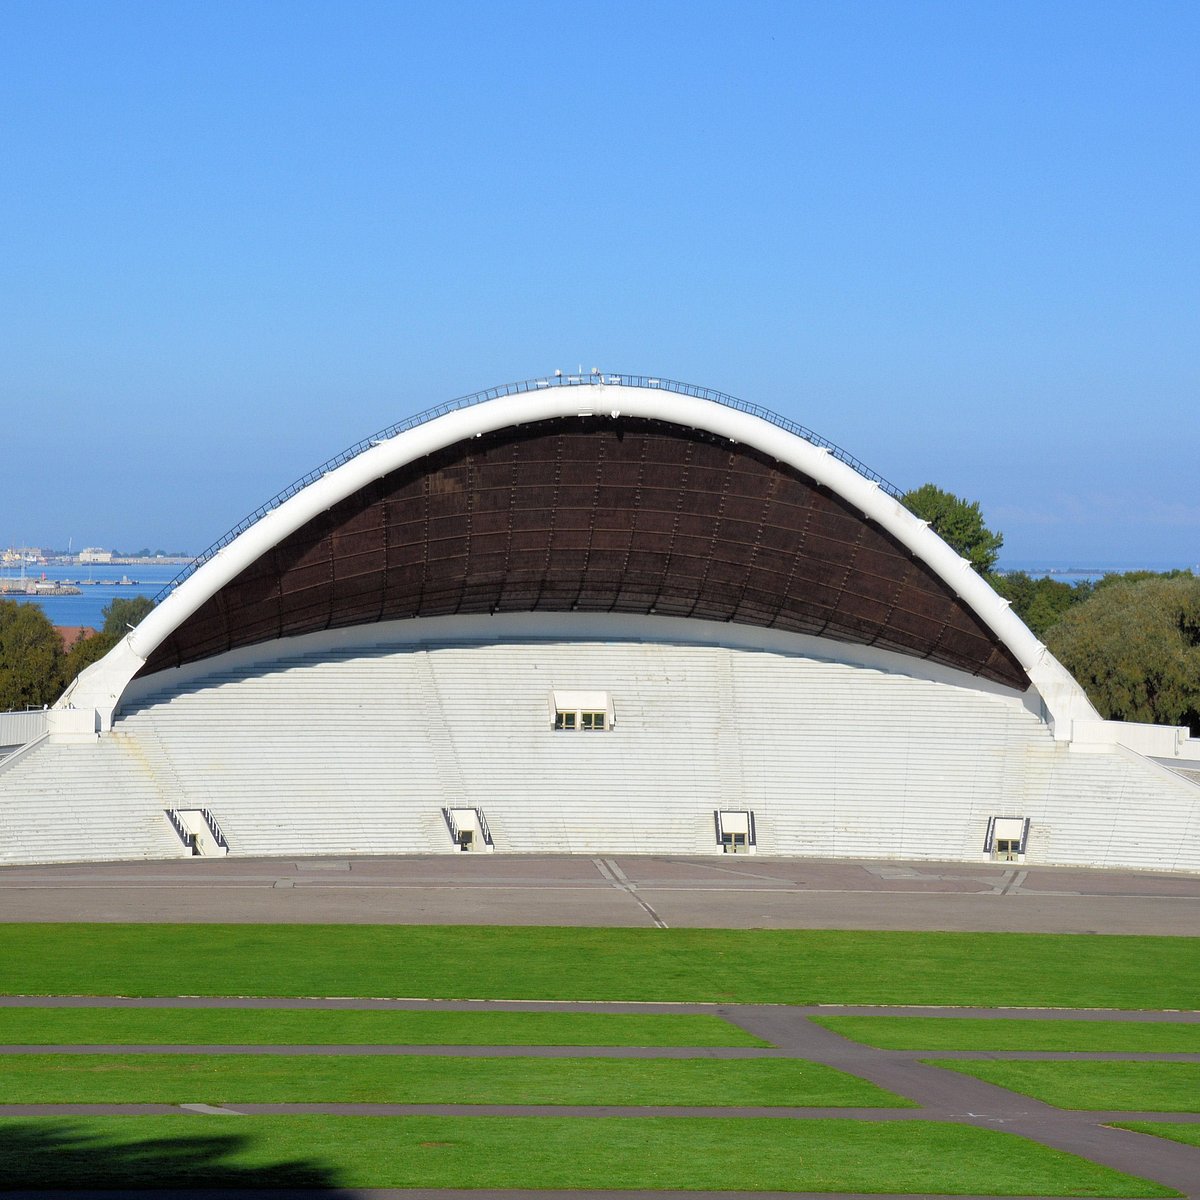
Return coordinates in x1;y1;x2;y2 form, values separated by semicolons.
2;627;1197;870
0;710;49;752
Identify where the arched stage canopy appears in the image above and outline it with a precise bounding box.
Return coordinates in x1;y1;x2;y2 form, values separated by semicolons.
62;374;1095;733
18;373;1195;875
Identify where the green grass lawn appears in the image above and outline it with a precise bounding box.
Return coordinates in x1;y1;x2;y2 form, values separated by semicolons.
815;1016;1200;1052
925;1060;1200;1111
0;1052;905;1107
0;1007;766;1047
0;1115;1177;1194
1114;1123;1200;1149
2;924;1196;1007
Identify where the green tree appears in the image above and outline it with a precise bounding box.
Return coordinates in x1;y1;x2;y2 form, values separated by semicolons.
1093;568;1193;592
991;571;1091;639
100;596;155;638
0;600;65;710
901;483;1004;575
1045;575;1200;733
62;629;119;680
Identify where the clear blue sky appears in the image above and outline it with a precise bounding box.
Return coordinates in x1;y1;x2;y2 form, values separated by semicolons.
2;0;1196;566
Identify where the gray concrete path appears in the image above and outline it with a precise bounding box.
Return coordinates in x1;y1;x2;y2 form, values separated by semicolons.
2;996;1196;1017
2;1043;1197;1060
1;998;1197;1196
728;1005;1200;1197
0;853;1196;933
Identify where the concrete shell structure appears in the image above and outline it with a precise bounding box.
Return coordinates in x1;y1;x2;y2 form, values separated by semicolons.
3;375;1199;869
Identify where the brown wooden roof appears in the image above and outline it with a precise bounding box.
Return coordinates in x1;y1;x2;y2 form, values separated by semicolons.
138;417;1026;687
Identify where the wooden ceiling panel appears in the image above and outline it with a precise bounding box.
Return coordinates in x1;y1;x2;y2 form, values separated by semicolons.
138;417;1026;687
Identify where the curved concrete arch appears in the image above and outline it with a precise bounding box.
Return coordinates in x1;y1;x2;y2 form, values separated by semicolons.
59;380;1099;733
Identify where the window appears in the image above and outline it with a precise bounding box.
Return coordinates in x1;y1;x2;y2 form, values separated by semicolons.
549;690;613;732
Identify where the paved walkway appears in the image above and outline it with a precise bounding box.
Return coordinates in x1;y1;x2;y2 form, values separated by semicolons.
1;997;1197;1198
732;1005;1200;1197
1;853;1197;933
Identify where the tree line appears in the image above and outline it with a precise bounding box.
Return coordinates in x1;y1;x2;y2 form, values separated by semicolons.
903;484;1200;735
0;597;154;712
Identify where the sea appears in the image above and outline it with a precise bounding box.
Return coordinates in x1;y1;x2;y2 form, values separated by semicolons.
1000;562;1199;585
0;562;188;630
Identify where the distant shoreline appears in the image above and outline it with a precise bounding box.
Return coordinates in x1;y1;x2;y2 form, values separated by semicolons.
999;564;1197;579
0;562;183;628
1;557;192;568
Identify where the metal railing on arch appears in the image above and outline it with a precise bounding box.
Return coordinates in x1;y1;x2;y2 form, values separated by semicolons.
155;372;902;603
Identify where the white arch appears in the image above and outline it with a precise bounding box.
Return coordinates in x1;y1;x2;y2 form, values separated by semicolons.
58;382;1099;735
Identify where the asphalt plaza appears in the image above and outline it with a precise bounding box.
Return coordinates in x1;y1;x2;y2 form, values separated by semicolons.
1;853;1197;932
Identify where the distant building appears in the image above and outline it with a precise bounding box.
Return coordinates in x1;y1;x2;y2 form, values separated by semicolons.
55;626;97;652
3;374;1198;869
78;548;113;564
1;547;45;564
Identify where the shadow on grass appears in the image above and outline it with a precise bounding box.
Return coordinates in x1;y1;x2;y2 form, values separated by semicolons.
0;1121;354;1194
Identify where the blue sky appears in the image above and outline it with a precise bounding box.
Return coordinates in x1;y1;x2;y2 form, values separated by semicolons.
2;0;1196;566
